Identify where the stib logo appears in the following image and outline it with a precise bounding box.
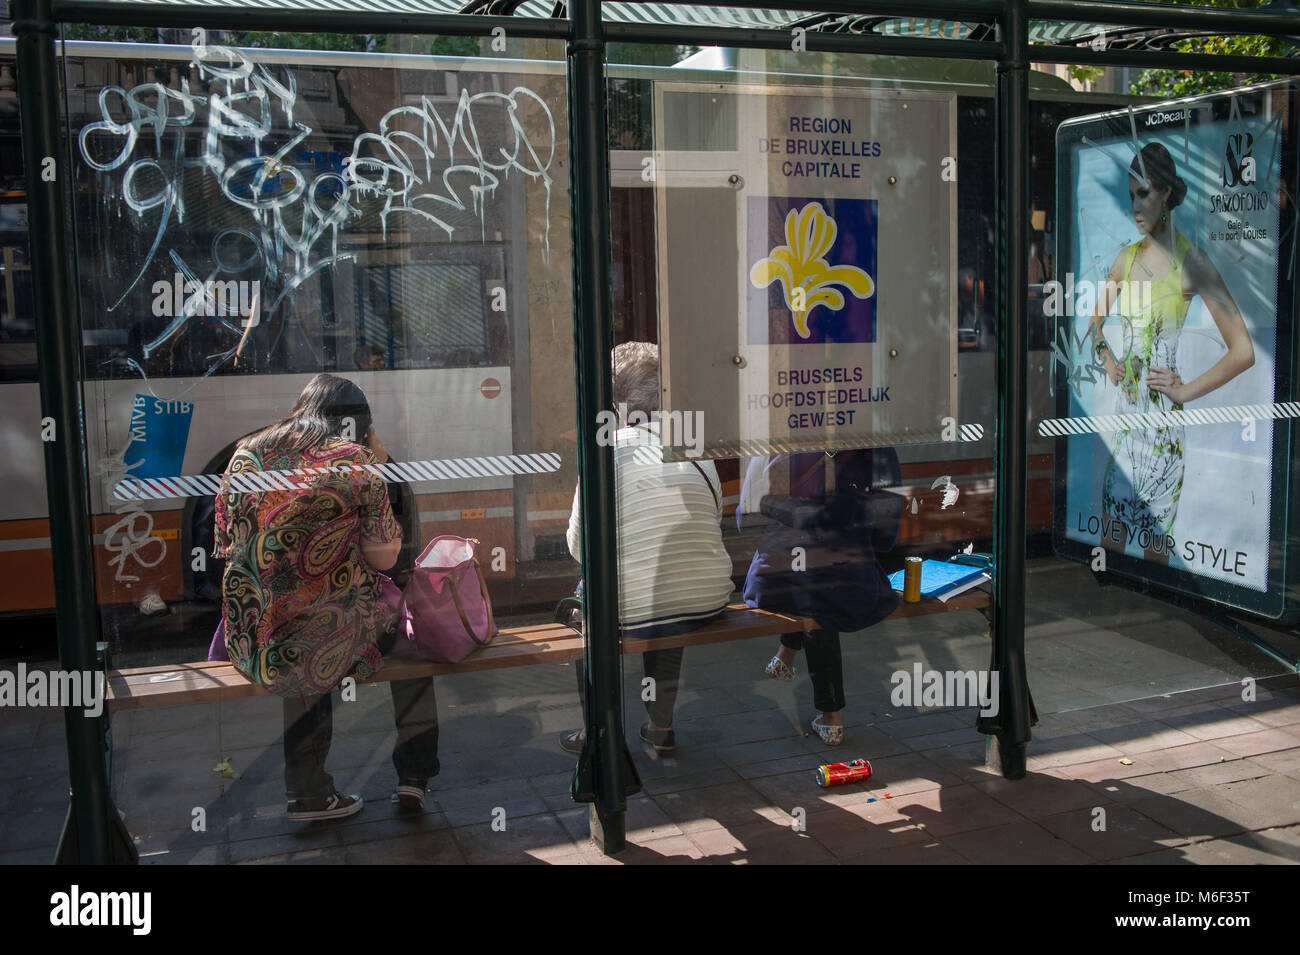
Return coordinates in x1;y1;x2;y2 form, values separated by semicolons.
1222;132;1255;188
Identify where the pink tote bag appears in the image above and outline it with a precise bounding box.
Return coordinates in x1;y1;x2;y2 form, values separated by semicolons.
397;536;498;663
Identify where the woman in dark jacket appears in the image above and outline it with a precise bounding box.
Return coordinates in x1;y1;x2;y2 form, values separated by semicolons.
737;447;902;746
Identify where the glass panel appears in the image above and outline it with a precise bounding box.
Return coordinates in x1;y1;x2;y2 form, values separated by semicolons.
48;29;591;864
1031;77;1300;721
610;45;1005;859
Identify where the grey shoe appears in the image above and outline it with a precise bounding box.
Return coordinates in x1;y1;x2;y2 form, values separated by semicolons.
640;722;676;753
286;791;364;822
390;782;427;811
559;728;586;755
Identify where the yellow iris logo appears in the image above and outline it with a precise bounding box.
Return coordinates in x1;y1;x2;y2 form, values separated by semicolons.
750;202;875;339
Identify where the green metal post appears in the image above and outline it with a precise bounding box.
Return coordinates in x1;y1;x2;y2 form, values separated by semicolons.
12;0;132;863
982;0;1033;777
567;0;635;853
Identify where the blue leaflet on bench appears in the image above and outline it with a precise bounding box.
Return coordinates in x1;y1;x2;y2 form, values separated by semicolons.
887;560;989;599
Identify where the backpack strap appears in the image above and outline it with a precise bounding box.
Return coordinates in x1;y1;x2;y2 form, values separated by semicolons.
690;460;720;511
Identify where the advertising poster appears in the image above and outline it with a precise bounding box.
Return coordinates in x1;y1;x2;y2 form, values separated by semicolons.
1053;82;1297;616
654;84;956;458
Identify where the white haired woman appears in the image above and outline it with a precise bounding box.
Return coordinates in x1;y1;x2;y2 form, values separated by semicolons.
560;341;734;754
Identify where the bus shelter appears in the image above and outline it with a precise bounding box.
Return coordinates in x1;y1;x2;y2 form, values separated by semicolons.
9;0;1300;862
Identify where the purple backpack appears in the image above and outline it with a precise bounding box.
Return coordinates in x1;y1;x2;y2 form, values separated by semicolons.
396;536;498;663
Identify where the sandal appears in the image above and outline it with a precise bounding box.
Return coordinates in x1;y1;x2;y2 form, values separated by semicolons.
811;716;844;746
764;656;796;681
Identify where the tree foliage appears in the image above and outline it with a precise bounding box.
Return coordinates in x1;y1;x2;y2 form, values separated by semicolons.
1127;0;1298;98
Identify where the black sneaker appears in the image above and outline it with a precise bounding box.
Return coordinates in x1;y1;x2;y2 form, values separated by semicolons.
390;782;427;811
286;791;364;822
559;728;586;755
640;722;676;753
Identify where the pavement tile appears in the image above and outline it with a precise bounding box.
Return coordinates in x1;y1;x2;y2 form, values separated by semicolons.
973;772;1102;819
1157;709;1272;742
227;825;343;863
627;835;712;863
430;777;538;811
1247;750;1300;778
1165;759;1271;790
344;829;467;865
0;722;38;752
651;781;774;833
1210;729;1300;759
1024;734;1126;770
699;821;838;865
1036;805;1189;861
0;846;57;864
941;819;1095;864
1225;701;1300;728
733;751;838;780
1039;703;1148;733
920;745;1003;784
1111;848;1195;864
623;795;686;842
1211;775;1300;829
449;812;579;864
891;783;1025;837
1177;832;1300;865
334;811;450;844
874;710;969;739
1126;790;1255;841
234;846;350;865
1123;694;1235;717
1083;721;1201;754
902;726;986;752
1;805;68;852
802;809;930;858
1110;740;1238;775
139;844;231;865
1252;824;1300;854
443;798;548;829
840;840;971;865
747;769;839;816
714;735;812;767
859;752;962;796
638;765;744;796
528;771;574;798
1083;774;1197;804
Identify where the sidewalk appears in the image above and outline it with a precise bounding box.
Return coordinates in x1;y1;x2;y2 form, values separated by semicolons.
3;561;1299;865
2;667;1296;865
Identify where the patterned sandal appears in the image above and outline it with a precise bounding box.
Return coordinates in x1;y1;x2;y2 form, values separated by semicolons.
811;716;844;746
764;656;796;681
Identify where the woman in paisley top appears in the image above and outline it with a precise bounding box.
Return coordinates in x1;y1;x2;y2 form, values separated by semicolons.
215;374;440;820
1086;142;1254;560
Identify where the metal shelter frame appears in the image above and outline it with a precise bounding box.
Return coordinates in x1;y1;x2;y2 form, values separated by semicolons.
11;0;1300;861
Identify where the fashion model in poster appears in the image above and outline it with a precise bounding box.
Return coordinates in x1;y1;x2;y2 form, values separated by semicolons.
1086;142;1255;559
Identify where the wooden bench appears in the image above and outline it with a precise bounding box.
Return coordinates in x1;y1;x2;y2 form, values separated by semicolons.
106;591;990;711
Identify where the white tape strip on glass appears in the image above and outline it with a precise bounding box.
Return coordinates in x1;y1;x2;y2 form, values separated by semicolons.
112;453;564;502
1037;401;1300;438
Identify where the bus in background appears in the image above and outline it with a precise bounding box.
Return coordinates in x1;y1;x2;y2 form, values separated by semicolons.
0;37;1137;654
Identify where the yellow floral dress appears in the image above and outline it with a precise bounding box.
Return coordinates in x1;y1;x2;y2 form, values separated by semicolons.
1102;234;1192;538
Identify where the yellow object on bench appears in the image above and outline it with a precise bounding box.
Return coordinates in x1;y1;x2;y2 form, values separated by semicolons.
106;593;988;711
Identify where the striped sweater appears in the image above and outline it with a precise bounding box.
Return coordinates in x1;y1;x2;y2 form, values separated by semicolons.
567;423;733;632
